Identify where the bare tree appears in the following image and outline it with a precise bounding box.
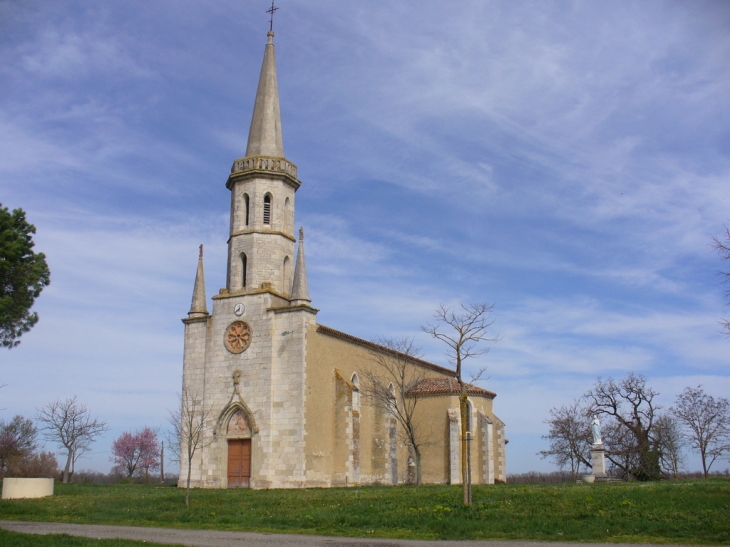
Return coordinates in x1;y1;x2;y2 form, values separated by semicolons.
0;415;37;477
539;400;592;480
712;225;730;335
360;337;430;485
422;303;499;506
672;385;730;478
36;396;108;483
601;416;638;479
585;373;661;481
653;413;685;479
168;381;214;506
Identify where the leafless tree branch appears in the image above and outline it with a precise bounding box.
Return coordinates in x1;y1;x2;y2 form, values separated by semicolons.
168;380;214;506
585;373;662;480
672;385;730;478
360;336;432;485
422;302;499;505
35;396;108;483
539;400;592;479
712;225;730;335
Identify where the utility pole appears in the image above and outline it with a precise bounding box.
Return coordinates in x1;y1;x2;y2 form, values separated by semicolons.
160;441;165;485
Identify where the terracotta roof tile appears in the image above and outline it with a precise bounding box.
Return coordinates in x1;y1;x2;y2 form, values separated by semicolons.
405;377;496;399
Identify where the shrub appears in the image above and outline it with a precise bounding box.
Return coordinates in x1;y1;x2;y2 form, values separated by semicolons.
5;451;58;478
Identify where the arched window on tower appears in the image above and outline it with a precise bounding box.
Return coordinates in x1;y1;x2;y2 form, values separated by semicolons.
284;196;291;232
263;194;272;225
240;253;247;289
243;193;250;226
282;256;291;295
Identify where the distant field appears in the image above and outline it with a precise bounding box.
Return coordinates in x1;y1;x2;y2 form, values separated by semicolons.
0;479;728;544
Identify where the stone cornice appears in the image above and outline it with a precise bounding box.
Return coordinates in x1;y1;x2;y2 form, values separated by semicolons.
269;303;319;315
213;286;289;301
226;155;301;191
182;314;210;325
228;228;296;242
316;324;456;377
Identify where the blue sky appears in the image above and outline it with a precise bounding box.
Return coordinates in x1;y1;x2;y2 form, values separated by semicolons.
1;0;729;475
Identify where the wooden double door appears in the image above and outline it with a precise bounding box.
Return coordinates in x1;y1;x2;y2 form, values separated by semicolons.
227;439;251;488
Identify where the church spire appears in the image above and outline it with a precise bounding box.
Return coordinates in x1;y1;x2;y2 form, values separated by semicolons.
290;228;311;305
245;31;284;158
189;245;209;317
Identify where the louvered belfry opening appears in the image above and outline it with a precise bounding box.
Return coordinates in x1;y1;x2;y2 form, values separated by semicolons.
263;194;271;224
244;194;250;226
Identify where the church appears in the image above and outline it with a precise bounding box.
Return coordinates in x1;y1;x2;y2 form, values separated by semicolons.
179;28;506;489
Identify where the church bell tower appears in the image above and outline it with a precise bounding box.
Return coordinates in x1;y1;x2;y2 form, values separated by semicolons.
224;30;302;299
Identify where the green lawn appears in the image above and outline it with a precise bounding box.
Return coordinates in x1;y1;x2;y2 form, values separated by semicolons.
1;479;729;544
0;529;185;547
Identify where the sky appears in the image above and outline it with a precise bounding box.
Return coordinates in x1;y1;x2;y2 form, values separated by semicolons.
1;0;729;476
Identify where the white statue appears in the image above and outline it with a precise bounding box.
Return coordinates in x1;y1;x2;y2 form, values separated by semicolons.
591;415;602;445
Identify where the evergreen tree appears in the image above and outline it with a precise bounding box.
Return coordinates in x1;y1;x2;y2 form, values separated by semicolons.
0;204;50;348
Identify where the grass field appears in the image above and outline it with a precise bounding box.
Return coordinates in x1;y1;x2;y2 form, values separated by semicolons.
1;479;729;544
0;529;185;547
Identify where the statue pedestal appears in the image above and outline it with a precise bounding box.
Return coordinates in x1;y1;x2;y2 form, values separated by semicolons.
590;443;607;477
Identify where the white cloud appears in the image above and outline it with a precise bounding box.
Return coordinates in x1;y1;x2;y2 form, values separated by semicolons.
18;29;151;80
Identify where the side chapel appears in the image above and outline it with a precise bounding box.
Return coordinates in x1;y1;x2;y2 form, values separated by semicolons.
180;29;507;489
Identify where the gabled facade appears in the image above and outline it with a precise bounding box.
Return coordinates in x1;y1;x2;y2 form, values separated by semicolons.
179;30;506;489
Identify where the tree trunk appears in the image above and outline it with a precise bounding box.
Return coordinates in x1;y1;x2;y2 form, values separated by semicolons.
466;430;472;504
413;445;422;486
62;449;73;484
185;455;192;506
460;389;470;506
634;430;660;481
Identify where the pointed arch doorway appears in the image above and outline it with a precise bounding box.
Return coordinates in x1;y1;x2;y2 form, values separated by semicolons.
227;409;252;488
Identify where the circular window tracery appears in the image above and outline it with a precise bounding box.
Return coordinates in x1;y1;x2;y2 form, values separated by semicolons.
224;321;252;354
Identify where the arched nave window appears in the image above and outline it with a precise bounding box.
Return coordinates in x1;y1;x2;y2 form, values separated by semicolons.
388;383;396;412
351;373;360;410
465;399;473;433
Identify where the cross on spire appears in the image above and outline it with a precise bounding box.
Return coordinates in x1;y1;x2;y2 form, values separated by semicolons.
266;0;279;32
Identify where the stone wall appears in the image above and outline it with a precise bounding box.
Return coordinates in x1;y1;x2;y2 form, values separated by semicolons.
179;289;314;490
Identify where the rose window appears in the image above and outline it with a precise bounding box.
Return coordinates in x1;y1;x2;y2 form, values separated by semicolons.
224;321;252;354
